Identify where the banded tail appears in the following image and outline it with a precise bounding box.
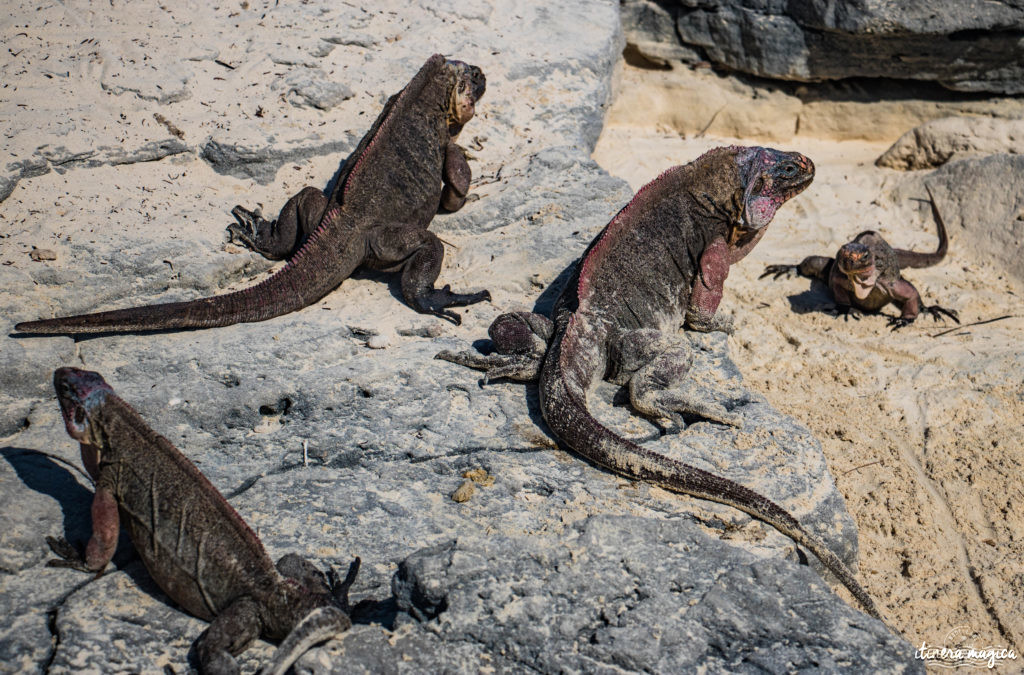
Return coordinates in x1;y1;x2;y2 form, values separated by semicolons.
538;318;883;621
15;208;352;335
895;185;948;270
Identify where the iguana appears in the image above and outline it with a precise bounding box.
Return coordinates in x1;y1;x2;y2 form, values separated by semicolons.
761;186;959;330
15;54;489;335
47;367;360;674
437;146;883;620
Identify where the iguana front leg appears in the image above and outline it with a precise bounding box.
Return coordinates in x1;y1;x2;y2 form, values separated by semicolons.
436;311;553;382
197;596;263;675
440;142;471;213
616;328;743;431
229;187;330;261
883;277;959;330
685;236;734;334
46;474;119;573
760;255;833;281
368;225;490;325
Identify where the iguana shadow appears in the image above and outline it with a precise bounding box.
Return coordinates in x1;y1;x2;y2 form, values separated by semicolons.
2;447;94;545
0;447;158;598
786;281;837;315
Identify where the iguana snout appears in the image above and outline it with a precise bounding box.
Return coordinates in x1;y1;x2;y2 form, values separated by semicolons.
446;59;486;128
54;367;112;446
836;242;879;299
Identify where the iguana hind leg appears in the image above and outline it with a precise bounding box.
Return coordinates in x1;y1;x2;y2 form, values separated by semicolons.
618;329;743;431
229;187;329;260
436;311;552;382
369;226;490;324
196;596;263;675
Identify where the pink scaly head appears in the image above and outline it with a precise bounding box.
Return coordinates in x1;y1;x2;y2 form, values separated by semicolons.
731;147;814;259
54;367;114;480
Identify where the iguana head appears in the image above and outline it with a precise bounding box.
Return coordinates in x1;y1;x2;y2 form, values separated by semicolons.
836;242;879;299
736;147;814;233
445;59;486;135
54;367;113;448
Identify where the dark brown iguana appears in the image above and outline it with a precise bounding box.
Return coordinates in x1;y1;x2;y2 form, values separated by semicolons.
48;367;360;674
437;146;883;621
15;54;489;335
761;186;959;330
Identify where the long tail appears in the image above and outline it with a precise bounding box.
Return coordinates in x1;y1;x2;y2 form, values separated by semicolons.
258;606;352;675
895;185;948;269
14;207;355;334
539;318;883;621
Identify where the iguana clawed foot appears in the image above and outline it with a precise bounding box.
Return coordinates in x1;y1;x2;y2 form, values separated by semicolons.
436;311;551;382
887;304;958;330
414;286;492;325
435;350;543;384
924;304;960;324
45;536;99;574
327;557;361;611
633;390;744;432
227;204;272;250
832;305;863;322
759;263;799;280
685;308;735;335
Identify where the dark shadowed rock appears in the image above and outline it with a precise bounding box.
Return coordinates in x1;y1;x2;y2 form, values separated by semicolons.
623;0;1024;94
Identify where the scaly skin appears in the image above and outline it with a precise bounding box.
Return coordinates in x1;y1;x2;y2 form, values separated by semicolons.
761;186;958;330
48;368;359;675
15;54;489;335
438;147;884;621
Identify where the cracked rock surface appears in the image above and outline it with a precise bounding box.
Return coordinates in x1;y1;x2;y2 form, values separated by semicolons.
1;0;912;672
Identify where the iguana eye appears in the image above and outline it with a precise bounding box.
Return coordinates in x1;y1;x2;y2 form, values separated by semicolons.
780;162;798;177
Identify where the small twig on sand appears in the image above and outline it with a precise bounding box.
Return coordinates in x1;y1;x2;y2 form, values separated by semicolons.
437;236;458;250
929;314;1015;338
843;460;881;476
302;440;309;467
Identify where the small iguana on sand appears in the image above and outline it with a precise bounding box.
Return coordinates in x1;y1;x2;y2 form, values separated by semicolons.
438;147;883;620
15;54;489;335
48;367;359;674
761;186;959;330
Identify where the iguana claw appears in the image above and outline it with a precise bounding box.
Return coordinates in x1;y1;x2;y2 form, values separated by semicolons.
887;316;913;331
227;204;269;250
924;304;960;324
45;536;97;574
832;305;862;322
328;557;361;610
759;263;798;280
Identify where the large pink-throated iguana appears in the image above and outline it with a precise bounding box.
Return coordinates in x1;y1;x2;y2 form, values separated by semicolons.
437;146;883;621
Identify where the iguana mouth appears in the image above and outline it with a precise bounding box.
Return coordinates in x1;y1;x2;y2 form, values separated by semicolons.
446;60;485;132
849;269;878;299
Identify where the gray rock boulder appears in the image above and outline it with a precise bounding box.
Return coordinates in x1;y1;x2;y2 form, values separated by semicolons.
623;0;1024;94
890;154;1024;282
877;116;1024;170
